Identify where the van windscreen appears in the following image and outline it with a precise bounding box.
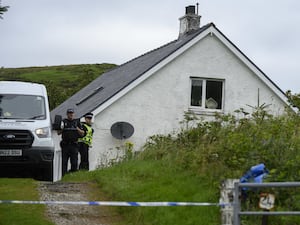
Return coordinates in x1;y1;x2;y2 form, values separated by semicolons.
0;94;46;120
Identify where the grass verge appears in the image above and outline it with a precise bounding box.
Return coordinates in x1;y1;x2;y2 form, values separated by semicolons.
0;178;53;225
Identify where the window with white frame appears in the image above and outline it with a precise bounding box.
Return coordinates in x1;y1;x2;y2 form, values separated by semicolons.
190;78;224;110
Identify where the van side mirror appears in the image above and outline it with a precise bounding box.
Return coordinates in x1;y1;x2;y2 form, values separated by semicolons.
52;115;63;130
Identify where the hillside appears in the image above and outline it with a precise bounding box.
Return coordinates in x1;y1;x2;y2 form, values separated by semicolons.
0;64;117;109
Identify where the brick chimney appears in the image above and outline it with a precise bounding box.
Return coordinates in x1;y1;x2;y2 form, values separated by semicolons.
179;5;201;38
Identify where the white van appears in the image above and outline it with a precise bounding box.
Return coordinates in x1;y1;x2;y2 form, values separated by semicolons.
0;81;54;181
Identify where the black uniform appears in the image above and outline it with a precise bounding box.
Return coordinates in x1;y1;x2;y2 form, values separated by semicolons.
61;118;83;175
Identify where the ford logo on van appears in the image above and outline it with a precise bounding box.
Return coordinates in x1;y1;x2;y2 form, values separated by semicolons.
3;134;15;140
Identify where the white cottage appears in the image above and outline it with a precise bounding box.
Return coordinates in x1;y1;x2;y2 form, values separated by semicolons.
51;5;290;171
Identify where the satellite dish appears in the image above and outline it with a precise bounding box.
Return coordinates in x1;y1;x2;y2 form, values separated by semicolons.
110;122;134;140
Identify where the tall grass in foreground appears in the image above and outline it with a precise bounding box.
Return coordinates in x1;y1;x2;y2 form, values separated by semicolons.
0;178;53;225
64;160;220;225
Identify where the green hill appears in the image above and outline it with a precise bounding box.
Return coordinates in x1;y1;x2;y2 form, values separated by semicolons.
0;64;116;109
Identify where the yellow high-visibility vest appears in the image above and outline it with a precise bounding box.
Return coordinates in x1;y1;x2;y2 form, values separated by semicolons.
79;123;93;146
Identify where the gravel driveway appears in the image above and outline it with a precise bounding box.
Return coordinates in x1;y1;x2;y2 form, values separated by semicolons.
39;182;122;225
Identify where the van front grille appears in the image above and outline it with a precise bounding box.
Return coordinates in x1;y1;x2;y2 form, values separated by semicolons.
0;130;34;149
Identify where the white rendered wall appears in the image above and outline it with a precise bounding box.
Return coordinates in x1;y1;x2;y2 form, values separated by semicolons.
89;34;287;170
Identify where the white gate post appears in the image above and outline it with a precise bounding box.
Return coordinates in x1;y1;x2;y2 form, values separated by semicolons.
220;179;239;225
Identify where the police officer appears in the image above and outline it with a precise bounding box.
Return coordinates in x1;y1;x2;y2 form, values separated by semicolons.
78;112;94;170
58;109;85;176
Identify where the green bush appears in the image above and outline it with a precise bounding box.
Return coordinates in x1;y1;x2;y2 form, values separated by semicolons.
138;107;300;224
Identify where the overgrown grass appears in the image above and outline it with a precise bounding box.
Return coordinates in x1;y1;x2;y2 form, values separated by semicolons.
0;178;53;225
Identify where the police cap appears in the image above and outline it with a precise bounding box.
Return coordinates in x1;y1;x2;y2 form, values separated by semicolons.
84;112;93;118
67;108;74;114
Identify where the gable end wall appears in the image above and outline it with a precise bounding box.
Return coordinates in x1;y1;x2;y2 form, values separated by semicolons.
90;34;287;170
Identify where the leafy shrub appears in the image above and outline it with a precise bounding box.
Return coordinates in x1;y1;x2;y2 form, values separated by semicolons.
138;106;300;224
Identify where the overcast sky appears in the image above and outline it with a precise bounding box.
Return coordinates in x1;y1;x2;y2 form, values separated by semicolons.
1;0;300;93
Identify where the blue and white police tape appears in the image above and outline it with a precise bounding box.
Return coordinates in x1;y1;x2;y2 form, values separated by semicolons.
0;200;232;207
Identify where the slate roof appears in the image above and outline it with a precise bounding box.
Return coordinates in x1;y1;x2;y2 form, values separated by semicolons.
51;22;286;119
51;23;213;119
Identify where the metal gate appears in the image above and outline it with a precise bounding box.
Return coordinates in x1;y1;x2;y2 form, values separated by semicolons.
233;182;300;225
